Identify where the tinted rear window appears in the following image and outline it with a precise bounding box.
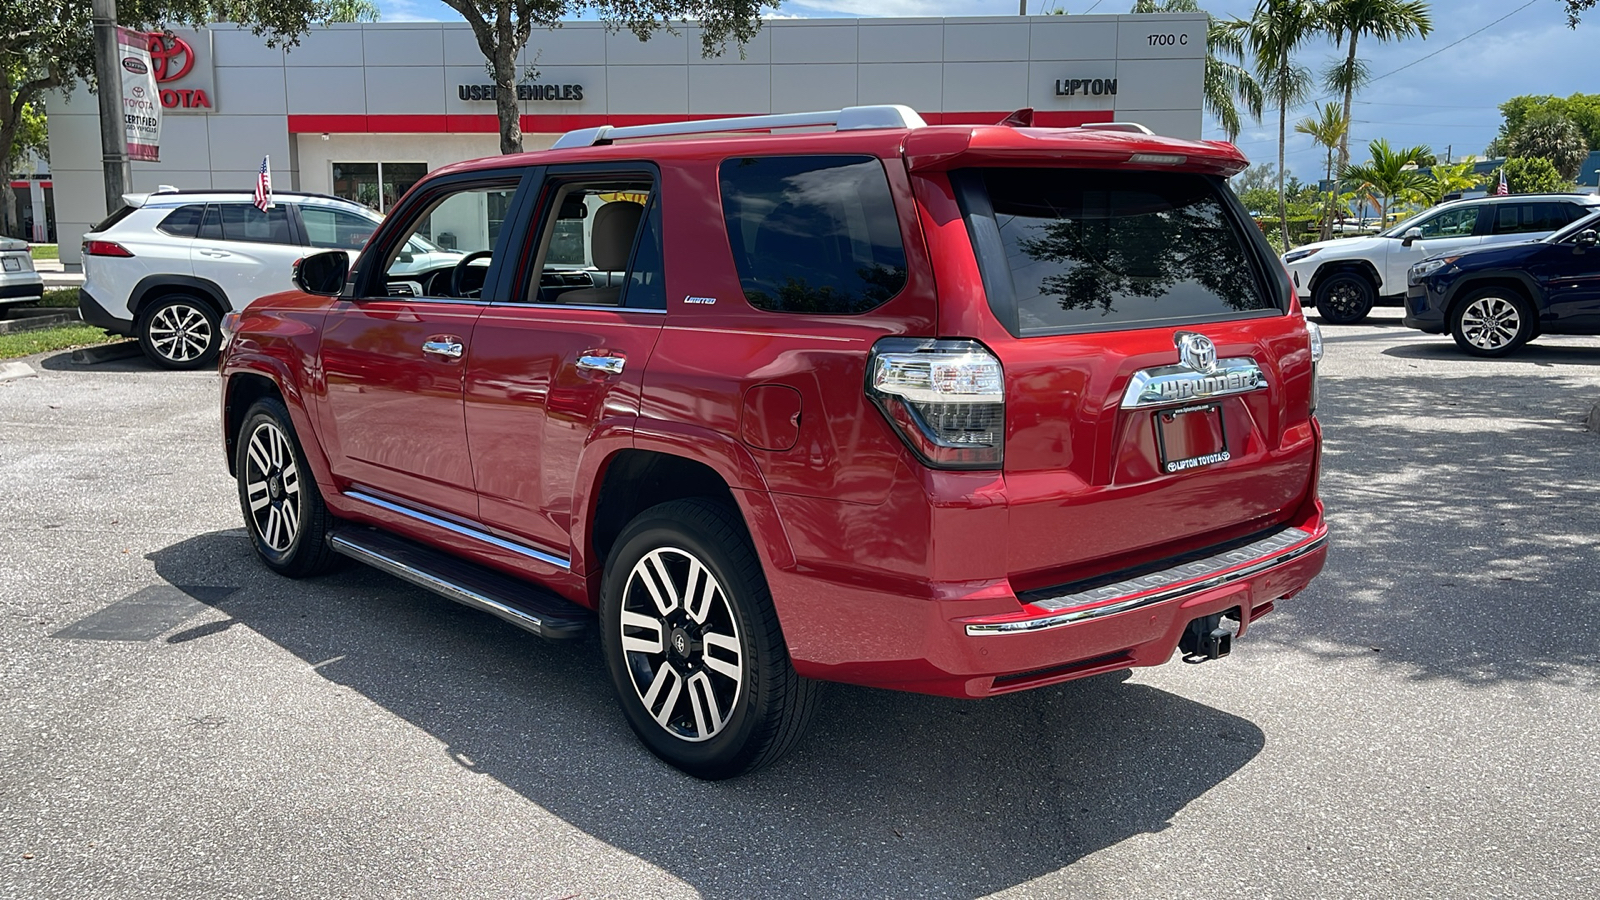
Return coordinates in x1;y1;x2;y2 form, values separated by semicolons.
719;155;907;315
90;205;137;234
157;204;206;237
957;168;1275;335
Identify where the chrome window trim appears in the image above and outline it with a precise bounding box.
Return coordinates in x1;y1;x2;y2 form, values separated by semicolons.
345;489;571;570
485;300;668;314
966;527;1325;636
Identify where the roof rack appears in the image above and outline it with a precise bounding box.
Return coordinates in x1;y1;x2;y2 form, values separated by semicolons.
1077;122;1154;135
549;105;928;150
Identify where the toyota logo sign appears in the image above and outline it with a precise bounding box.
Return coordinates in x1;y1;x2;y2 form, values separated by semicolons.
147;33;195;83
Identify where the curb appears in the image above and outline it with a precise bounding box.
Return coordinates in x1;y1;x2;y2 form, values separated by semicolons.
0;311;80;334
71;341;142;365
0;361;36;382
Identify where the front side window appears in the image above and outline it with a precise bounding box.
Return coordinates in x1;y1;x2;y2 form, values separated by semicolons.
719;155;908;315
302;206;379;251
216;204;294;245
378;181;520;298
1411;206;1479;238
960;168;1273;335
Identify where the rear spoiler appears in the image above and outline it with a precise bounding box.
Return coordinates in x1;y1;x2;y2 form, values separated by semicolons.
903;125;1249;177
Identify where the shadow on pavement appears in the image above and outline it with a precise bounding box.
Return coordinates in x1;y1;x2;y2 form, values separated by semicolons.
148;530;1262;899
1381;341;1600;366
1265;372;1600;686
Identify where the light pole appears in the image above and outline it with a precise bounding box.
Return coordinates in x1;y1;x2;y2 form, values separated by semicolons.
91;0;131;216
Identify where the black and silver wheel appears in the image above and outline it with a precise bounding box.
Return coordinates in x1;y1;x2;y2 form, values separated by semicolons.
1313;271;1376;325
1450;289;1534;357
236;398;337;577
139;295;221;370
601;499;819;779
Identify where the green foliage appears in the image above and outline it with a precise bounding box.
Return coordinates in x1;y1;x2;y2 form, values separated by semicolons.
1495;93;1600;151
1408;157;1482;207
39;287;79;307
1502;109;1591;179
1131;1;1263;142
1562;1;1595;27
1498;157;1572;194
1341;138;1431;225
1320;0;1433;178
30;244;59;261
0;324;112;360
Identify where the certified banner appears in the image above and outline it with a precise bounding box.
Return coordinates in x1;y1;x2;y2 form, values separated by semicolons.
117;27;161;162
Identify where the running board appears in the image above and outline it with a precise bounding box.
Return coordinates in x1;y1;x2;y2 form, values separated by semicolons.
328;526;591;640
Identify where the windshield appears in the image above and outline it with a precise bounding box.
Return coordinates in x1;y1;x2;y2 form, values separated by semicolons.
1547;209;1600;243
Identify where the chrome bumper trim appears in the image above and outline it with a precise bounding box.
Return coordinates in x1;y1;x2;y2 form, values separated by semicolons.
966;527;1326;636
345;489;571;570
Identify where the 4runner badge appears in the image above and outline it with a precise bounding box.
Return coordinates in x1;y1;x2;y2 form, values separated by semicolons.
1118;333;1268;409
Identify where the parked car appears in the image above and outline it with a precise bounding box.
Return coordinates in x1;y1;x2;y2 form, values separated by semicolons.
1282;194;1600;324
0;237;44;306
77;189;461;369
1404;210;1600;356
221;106;1330;778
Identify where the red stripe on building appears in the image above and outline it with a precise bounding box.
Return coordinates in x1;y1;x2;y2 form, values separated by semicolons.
287;110;1115;135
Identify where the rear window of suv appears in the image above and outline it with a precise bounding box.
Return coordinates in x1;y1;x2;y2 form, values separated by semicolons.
719;155;908;315
954;168;1277;336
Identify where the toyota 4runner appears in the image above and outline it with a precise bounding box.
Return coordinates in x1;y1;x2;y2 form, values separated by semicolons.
221;106;1329;779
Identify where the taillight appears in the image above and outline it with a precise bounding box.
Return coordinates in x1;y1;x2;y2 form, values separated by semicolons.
867;337;1004;470
1305;320;1324;416
83;240;134;257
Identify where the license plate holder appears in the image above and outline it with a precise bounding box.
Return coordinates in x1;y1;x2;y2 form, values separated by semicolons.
1155;403;1229;474
1;257;20;272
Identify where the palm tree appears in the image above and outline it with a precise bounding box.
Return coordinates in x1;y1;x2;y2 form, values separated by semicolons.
1131;0;1265;142
1341;138;1431;229
1409;157;1482;207
1231;1;1324;250
1295;102;1349;239
1323;0;1433;178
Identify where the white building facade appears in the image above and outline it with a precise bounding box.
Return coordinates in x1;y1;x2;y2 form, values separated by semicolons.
48;14;1206;268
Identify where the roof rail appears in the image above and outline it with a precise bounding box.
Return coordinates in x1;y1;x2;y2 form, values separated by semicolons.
549;105;928;150
1078;122;1154;135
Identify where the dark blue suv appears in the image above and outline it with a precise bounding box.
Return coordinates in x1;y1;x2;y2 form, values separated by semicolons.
1404;210;1600;355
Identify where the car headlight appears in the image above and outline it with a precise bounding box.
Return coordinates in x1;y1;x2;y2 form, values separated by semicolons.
1283;247;1321;264
1408;256;1459;286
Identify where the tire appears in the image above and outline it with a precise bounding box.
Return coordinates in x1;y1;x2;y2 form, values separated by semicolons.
138;295;222;370
1450;288;1535;357
1313;271;1377;324
600;499;820;780
235;398;338;577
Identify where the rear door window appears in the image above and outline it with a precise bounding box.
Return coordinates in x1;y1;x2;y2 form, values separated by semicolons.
719;155;908;315
216;203;295;245
1493;202;1571;236
955;168;1275;335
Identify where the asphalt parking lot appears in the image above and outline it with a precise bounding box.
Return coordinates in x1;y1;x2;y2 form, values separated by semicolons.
2;309;1598;899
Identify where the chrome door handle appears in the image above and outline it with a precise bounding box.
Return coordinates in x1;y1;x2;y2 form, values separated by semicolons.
576;355;625;375
422;340;463;358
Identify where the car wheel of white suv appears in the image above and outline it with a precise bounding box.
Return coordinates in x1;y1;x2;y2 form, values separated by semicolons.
1313;271;1376;325
139;295;222;370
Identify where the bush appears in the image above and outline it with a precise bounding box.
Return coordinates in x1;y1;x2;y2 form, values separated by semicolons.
1499;157;1573;194
38;288;78;308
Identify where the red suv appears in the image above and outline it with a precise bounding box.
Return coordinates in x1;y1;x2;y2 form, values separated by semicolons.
221;106;1329;779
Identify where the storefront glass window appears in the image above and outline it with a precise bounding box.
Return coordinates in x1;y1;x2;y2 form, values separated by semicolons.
382;163;428;211
331;161;427;212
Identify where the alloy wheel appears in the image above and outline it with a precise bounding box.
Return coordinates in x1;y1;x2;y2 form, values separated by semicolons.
147;303;213;363
243;421;302;552
1459;296;1522;352
618;547;744;743
1324;280;1366;320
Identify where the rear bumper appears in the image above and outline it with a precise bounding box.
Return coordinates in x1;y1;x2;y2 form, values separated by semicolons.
78;288;136;336
770;500;1329;699
0;278;44;303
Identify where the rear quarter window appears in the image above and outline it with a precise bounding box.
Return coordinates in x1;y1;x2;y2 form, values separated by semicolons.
955;168;1278;336
157;204;207;238
719;155;908;315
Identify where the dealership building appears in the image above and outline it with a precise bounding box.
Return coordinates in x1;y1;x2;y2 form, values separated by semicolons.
47;13;1206;268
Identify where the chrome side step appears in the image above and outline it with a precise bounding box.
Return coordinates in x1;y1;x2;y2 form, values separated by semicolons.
329;526;591;640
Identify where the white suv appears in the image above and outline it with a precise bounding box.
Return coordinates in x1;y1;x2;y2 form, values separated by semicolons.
1283;193;1600;324
77;190;462;368
0;237;44;306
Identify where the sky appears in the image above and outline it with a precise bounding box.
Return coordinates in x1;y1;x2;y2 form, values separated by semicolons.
374;0;1597;182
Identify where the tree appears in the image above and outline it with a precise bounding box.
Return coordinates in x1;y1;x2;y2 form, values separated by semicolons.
1503;109;1589;180
1295;101;1347;238
1230;0;1324;250
1340;138;1429;229
440;2;767;155
1499;157;1571;194
1130;0;1263;142
1409;157;1480;207
1493;93;1600;152
1321;0;1432;180
1562;1;1595;26
1;1;378;226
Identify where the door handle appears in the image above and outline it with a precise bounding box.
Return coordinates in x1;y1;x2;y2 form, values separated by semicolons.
422;340;463;359
199;249;231;258
576;354;625;375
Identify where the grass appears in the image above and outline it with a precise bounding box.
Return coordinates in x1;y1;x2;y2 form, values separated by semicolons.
29;244;58;261
38;288;79;308
0;324;114;360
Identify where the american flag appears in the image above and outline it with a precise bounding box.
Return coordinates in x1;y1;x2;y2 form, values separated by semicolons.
254;156;274;211
1496;167;1509;196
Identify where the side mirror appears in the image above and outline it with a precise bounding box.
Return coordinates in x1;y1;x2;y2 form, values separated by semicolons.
1401;227;1423;247
1577;229;1599;248
294;250;349;296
